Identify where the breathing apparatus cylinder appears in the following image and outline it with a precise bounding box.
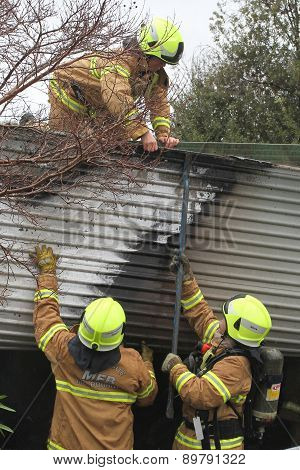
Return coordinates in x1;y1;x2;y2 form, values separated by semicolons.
252;347;284;423
184;340;284;446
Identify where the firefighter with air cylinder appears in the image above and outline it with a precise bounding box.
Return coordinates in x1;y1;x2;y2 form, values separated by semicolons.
162;254;284;450
30;243;284;450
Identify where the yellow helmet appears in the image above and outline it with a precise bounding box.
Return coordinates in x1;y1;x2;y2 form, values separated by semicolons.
139;17;184;64
78;297;126;351
223;294;272;347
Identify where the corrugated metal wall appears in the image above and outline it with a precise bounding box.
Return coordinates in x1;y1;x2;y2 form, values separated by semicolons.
1;129;300;355
184;157;300;355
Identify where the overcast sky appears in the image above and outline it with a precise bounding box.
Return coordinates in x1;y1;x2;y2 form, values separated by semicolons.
135;0;220;61
11;0;222;118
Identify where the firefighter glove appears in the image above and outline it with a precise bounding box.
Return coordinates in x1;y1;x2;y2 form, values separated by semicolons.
32;244;58;274
169;253;193;281
161;352;182;373
141;340;154;363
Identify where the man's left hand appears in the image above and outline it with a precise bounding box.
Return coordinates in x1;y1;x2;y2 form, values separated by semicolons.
161;352;182;373
141;340;154;362
31;244;58;274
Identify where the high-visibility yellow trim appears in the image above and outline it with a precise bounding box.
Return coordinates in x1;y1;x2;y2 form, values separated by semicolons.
175;371;196;393
203;371;231;403
231;394;247;404
38;323;69;352
137;379;154;399
203;320;220;343
171;363;183;372
50;79;92;115
175;425;244;450
90;58;131;80
124;108;140;126
90;56;101;79
144;73;160;98
181;289;204;311
152;116;171;130
125;109;139;119
110;64;131;78
149;370;156;380
47;439;66;450
213;436;244;449
34;288;59;303
56;380;137;403
175;429;202;449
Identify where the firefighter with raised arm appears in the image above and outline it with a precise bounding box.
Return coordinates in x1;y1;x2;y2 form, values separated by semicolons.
162;254;273;450
31;245;157;450
48;17;183;153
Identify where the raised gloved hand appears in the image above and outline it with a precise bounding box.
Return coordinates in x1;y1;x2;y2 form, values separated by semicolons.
141;340;154;363
169;253;193;281
31;245;58;274
161;352;182;373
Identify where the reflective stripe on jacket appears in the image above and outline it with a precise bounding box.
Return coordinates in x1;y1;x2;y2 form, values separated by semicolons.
49;79;93;116
47;439;65;450
55;379;137;403
90;58;131;80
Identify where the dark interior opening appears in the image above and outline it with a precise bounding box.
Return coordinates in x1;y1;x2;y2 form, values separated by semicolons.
0;350;299;450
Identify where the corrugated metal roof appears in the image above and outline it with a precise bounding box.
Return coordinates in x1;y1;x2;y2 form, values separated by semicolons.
1;128;300;355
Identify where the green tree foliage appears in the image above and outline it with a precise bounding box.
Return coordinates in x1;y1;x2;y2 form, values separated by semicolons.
174;0;300;143
0;394;15;437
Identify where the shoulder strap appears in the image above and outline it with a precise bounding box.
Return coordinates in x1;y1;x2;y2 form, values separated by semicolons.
196;346;262;449
213;408;221;450
198;347;249;376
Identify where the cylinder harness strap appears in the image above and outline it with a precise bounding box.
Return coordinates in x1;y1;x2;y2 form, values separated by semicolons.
181;416;244;450
188;347;257;450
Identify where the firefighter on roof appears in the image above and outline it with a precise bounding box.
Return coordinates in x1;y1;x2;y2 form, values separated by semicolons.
48;17;184;153
162;254;272;450
31;245;157;450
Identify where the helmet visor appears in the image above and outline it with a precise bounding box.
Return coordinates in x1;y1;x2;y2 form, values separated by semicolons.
161;42;184;64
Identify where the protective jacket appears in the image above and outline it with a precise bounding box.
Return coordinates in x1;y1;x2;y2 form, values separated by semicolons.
170;278;252;450
33;274;158;450
48;50;171;140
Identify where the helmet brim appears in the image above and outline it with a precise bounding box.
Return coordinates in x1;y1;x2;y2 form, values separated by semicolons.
144;41;184;64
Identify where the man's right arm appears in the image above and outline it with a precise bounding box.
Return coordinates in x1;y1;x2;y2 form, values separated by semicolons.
34;273;73;363
95;59;149;141
135;354;158;407
181;277;220;344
